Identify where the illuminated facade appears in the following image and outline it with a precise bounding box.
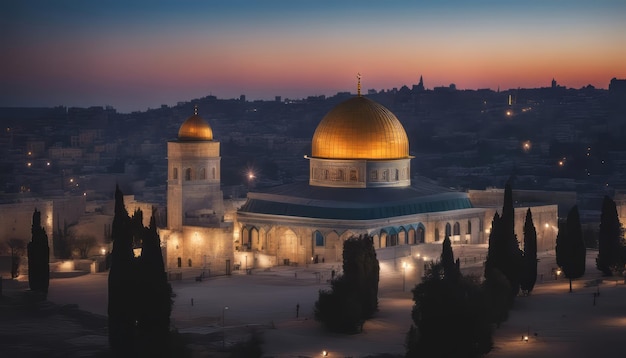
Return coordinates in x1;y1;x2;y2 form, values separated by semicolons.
235;92;557;268
161;107;234;275
163;93;558;273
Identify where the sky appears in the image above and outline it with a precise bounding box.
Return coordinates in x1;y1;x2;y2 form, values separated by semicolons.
2;0;625;113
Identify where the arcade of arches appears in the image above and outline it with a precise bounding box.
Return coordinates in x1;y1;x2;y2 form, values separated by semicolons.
236;217;484;267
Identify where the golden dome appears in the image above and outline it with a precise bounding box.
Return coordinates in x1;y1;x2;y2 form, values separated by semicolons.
311;96;409;160
178;109;213;141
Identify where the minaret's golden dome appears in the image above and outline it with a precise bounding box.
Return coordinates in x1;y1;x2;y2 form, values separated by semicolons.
311;96;409;160
178;106;213;141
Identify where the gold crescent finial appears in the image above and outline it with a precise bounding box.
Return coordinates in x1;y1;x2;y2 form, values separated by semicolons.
357;73;362;96
194;104;198;115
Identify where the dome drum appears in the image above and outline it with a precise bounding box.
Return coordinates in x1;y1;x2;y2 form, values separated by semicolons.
309;95;412;188
309;157;410;188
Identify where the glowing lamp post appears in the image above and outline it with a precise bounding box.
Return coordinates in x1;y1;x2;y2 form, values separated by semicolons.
222;306;229;347
402;262;407;292
222;306;229;325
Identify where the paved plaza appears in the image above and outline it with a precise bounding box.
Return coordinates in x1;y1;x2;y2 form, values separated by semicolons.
3;247;626;357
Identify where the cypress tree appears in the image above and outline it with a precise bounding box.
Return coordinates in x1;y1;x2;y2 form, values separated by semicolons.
441;235;459;281
520;208;537;294
406;262;492;357
107;185;136;355
484;182;523;299
136;210;173;356
484;212;501;278
596;196;624;276
556;206;586;292
27;209;49;296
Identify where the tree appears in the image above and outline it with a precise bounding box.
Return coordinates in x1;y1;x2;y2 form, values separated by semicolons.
108;187;176;356
596;196;624;276
407;245;492;358
441;235;460;281
74;235;97;259
136;210;173;356
7;238;25;279
556;206;586;292
107;185;136;355
484;182;523;298
314;235;379;333
482;268;512;327
52;220;74;259
520;208;537;294
27;209;50;296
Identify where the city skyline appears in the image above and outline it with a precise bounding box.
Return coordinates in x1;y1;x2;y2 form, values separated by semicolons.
2;0;625;113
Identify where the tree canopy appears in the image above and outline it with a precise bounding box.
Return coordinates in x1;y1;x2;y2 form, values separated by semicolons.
407;242;492;357
314;235;379;333
520;208;537;294
596;196;624;276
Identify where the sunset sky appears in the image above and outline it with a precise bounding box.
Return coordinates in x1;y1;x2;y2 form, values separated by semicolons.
2;0;625;113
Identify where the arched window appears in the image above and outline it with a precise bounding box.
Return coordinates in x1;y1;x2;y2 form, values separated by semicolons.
467;221;472;235
200;168;207;180
417;226;425;243
313;231;324;247
434;228;440;242
241;227;249;248
185;168;192;181
445;223;451;237
172;168;178;180
250;227;259;248
453;222;460;236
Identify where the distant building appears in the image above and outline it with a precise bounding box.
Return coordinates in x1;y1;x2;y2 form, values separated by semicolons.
609;78;626;94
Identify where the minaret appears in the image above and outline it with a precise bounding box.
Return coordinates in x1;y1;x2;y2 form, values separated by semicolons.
167;107;223;230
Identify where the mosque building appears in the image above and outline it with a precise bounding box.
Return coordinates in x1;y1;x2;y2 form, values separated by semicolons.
161;83;558;275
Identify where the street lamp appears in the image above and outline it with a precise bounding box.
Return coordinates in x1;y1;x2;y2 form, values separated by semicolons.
402;262;407;292
222;306;229;348
222;306;229;325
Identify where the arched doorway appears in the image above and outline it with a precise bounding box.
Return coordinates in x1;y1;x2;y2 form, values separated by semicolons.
398;228;407;245
277;228;298;266
250;227;259;250
408;228;416;244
